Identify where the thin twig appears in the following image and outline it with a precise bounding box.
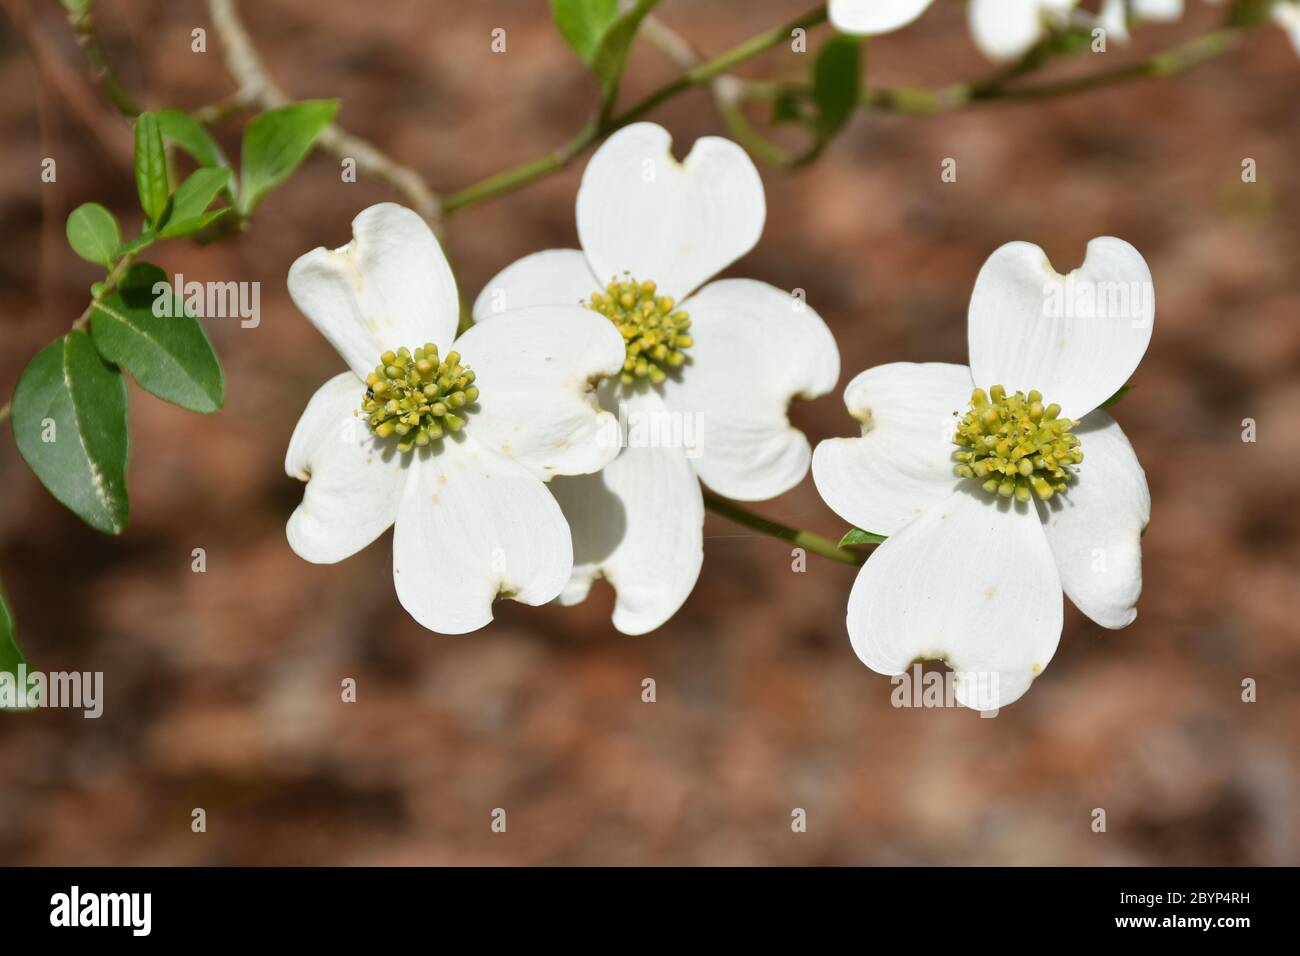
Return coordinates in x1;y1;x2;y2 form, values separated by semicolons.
743;27;1248;115
0;0;133;170
68;6;141;117
205;0;442;227
702;490;866;567
641;13;702;70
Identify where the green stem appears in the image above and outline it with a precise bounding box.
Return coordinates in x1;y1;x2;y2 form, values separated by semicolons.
70;9;141;118
963;28;1244;103
702;489;864;567
71;253;137;332
442;5;829;213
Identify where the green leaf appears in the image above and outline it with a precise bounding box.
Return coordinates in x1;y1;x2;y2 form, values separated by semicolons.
165;208;232;241
1228;0;1279;27
1100;384;1132;409
812;34;862;139
116;230;157;258
550;0;620;64
11;331;130;535
0;578;36;712
159;167;233;238
156;109;230;172
238;99;339;215
89;263;224;413
134;111;170;225
1046;27;1094;56
770;90;810;127
589;0;659;107
66;202;121;267
839;527;886;547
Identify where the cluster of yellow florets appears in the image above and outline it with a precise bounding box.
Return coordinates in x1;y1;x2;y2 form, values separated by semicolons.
953;385;1083;501
586;277;692;386
362;344;478;453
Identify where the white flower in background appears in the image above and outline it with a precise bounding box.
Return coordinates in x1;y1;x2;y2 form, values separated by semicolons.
829;0;1081;61
1278;3;1300;56
968;0;1080;59
284;203;625;634
813;238;1153;710
829;0;938;35
473;123;840;635
1098;0;1186;44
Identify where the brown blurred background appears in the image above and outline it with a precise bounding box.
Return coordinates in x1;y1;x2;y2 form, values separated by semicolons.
0;0;1297;865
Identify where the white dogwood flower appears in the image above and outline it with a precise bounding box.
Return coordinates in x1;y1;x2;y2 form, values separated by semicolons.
829;0;938;35
285;203;625;634
830;0;1080;61
473;123;840;635
813;238;1153;710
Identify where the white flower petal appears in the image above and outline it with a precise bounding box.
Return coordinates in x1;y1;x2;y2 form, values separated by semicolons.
829;0;935;35
392;437;572;634
1039;409;1149;629
470;248;599;320
1275;2;1300;57
1133;0;1184;20
969;0;1070;61
549;388;704;635
575;123;765;302
454;306;626;479
1097;0;1131;42
967;237;1154;420
847;489;1063;711
812;362;972;536
658;279;839;501
287;203;460;379
285;372;406;563
1101;0;1183;45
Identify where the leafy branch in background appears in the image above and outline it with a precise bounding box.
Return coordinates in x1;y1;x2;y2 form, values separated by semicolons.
4;97;337;533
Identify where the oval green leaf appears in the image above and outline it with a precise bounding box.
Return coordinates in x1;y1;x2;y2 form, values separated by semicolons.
115;230;157;259
159;167;233;239
550;0;619;64
589;0;659;106
89;263;224;413
839;527;886;547
812;34;862;139
156;109;231;173
238;99;339;215
66;202;121;267
12;331;130;535
134;111;170;225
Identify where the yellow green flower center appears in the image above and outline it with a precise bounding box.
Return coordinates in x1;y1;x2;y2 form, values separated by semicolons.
361;343;478;453
585;276;692;386
953;385;1083;502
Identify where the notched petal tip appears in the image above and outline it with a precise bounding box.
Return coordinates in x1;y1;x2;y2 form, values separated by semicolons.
286;203;461;379
576;124;766;302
